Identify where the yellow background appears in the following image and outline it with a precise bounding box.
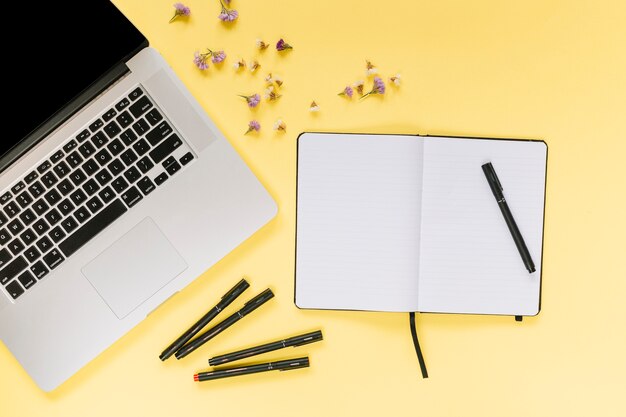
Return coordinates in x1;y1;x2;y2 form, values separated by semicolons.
1;0;625;415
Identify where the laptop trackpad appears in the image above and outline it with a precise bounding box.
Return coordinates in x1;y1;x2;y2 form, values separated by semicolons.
82;218;187;319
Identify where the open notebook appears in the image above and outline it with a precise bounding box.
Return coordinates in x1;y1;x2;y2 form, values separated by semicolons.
295;133;547;316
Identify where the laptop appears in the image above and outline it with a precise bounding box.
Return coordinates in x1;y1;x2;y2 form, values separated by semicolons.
0;1;276;391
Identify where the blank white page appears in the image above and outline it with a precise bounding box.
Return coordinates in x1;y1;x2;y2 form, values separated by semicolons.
418;137;547;315
295;133;423;312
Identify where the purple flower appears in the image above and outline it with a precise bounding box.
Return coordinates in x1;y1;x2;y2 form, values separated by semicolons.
239;94;261;108
338;86;354;98
193;51;209;70
218;2;238;22
245;120;261;134
170;3;191;22
276;38;293;51
211;50;226;64
361;77;385;99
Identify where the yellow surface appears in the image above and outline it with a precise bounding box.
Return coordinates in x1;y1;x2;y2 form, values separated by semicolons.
1;0;625;415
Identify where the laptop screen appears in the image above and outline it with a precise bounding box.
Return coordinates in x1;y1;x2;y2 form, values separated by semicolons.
3;0;146;167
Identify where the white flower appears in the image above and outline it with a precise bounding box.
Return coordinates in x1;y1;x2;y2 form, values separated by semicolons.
255;39;269;50
250;60;260;73
233;58;246;70
264;85;274;99
273;119;286;131
309;101;320;112
390;74;401;85
366;60;378;75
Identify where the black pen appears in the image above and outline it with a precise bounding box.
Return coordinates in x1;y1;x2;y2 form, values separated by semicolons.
208;330;323;366
482;162;536;273
194;357;310;382
175;288;275;359
159;278;250;361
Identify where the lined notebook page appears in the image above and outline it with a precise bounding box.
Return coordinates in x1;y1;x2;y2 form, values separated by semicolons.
417;137;547;315
295;133;423;312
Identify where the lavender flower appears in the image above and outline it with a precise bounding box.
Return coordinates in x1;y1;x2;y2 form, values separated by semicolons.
170;3;191;23
218;1;238;22
239;94;261;108
276;38;293;51
338;86;354;98
193;51;210;70
361;77;385;99
211;50;226;64
245;120;261;134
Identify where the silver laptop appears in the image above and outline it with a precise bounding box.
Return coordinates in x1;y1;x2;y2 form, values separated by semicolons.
0;1;276;391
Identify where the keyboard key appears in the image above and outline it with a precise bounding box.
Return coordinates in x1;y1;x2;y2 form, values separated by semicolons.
150;135;183;164
79;142;96;158
82;159;100;176
63;139;78;153
36;236;53;253
50;150;64;164
129;95;153;118
8;238;25;256
4;201;21;218
91;132;108;148
0;213;6;228
24;171;39;184
102;108;117;122
137;157;154;174
41;172;59;188
107;159;125;176
95;168;113;186
166;161;182;176
59;199;128;257
57;179;75;196
70;189;87;206
95;149;113;166
69;169;88;186
98;186;115;204
76;129;91;143
83;179;100;196
129;87;143;101
19;209;36;226
107;139;124;156
43;248;64;270
44;208;62;226
49;226;66;243
8;219;24;235
123;167;141;183
111;177;129;193
16;191;33;208
17;270;36;289
0;248;11;268
86;197;104;214
66;151;84;168
28;181;45;198
0;228;11;245
145;121;173;146
120;129;138;146
6;280;24;299
154;172;168;185
132;119;150;136
58;199;75;216
145;109;163;126
53;161;71;178
44;189;61;206
133;139;150;156
32;200;49;216
32;219;50;236
89;118;104;132
104;121;121;138
137;177;156;196
37;160;52;173
74;206;91;223
115;97;131;111
121;186;143;208
180;152;194;166
1;256;27;286
116;111;133;128
120;149;138;166
30;261;49;280
24;246;41;262
11;182;26;194
1;192;11;205
19;229;37;246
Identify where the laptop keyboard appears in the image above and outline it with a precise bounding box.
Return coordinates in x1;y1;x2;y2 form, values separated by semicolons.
0;86;195;301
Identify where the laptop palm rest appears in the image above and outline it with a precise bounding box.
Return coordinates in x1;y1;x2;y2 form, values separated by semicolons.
81;217;187;319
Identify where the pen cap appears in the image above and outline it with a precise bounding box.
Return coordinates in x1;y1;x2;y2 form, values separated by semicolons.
222;278;250;302
240;288;274;315
290;330;324;347
481;162;504;198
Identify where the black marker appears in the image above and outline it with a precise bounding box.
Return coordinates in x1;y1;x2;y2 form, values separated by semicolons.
482;162;536;273
194;357;309;382
175;288;275;359
159;278;250;361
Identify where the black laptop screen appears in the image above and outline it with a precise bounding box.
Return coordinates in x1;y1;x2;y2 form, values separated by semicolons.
3;0;146;163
